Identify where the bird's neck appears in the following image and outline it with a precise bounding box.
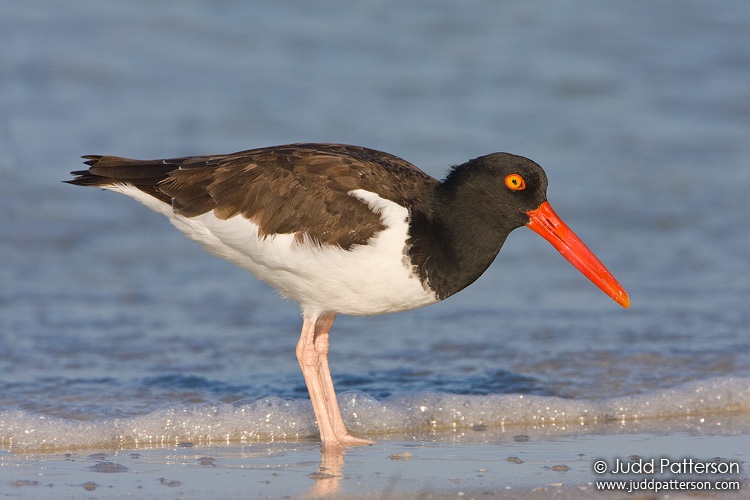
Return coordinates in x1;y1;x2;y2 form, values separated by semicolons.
407;187;510;300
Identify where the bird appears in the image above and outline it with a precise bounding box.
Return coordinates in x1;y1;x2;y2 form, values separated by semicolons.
67;143;629;449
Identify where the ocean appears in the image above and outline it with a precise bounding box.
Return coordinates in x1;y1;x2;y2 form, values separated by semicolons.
1;0;749;452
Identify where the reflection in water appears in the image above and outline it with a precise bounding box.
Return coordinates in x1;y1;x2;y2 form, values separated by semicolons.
308;447;346;498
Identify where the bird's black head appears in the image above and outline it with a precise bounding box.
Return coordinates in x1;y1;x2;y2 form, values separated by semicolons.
439;152;549;231
416;151;629;307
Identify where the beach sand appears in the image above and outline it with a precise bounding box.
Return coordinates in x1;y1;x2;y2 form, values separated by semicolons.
3;425;748;499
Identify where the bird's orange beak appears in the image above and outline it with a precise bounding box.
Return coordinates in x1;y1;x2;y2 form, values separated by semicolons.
526;201;630;308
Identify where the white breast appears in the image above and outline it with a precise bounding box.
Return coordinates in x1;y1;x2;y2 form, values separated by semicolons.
105;184;439;316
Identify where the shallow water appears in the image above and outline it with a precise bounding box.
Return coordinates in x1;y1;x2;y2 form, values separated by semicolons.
2;433;749;499
1;1;749;451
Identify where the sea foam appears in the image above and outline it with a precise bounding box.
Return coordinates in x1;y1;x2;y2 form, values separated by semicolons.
2;377;748;451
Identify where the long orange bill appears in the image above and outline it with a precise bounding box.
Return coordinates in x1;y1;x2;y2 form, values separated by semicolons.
526;201;630;308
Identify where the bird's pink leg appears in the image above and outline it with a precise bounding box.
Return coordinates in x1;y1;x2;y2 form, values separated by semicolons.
313;313;374;447
297;315;337;445
296;312;374;449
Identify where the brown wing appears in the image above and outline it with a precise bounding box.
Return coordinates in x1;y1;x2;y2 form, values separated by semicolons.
68;143;438;249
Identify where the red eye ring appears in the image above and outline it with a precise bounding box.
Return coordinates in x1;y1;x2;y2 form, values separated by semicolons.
505;173;526;191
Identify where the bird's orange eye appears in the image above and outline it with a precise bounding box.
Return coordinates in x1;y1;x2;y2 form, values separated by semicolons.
504;173;526;191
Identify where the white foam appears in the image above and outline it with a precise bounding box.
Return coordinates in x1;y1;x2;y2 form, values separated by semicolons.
2;377;749;451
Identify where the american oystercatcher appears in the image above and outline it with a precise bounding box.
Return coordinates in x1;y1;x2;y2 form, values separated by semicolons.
67;143;629;448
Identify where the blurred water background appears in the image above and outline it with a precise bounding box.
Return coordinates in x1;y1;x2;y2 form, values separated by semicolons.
1;1;749;450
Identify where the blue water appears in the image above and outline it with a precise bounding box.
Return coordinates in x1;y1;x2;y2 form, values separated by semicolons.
1;1;749;450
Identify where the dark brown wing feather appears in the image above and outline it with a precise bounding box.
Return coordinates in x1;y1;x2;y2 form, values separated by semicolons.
67;143;438;249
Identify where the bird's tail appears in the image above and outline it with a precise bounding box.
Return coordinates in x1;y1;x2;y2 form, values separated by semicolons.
65;155;185;203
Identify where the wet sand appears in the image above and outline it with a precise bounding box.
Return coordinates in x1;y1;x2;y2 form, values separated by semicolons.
2;430;748;499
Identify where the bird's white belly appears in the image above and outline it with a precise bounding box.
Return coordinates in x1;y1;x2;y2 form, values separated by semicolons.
108;184;438;316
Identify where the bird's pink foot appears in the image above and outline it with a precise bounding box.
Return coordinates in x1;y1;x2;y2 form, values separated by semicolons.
323;433;375;449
